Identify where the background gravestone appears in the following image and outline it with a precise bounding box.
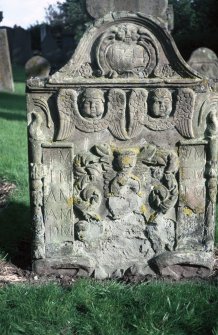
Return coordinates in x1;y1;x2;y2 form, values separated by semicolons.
0;28;14;92
25;55;51;79
188;47;218;80
27;9;217;279
86;0;174;30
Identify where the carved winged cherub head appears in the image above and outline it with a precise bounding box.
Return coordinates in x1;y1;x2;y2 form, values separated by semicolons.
81;88;105;119
151;88;172;118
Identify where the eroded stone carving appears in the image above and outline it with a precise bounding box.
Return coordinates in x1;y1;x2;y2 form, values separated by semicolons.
27;11;217;279
97;23;158;78
150;88;172;118
72;142;179;258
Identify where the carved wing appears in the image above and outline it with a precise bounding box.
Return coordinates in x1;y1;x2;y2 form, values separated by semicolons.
32;97;51;128
57;89;77;140
174;88;195;138
108;89;128;140
128;88;148;138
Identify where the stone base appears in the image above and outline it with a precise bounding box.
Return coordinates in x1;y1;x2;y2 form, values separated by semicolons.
33;251;214;280
149;251;214;279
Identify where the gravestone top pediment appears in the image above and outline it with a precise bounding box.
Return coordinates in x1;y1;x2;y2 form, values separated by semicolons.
27;11;218;280
27;12;201;88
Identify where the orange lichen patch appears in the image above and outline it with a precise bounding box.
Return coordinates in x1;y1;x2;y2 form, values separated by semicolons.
148;212;158;223
140;204;147;215
67;197;74;207
183;207;193;216
121;155;134;166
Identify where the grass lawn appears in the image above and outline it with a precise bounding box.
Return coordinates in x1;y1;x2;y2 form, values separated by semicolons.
0;280;217;335
0;66;217;335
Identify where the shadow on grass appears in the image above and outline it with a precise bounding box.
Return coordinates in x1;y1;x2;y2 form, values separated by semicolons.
0;92;26;116
0;202;32;269
12;65;26;83
0;111;26;122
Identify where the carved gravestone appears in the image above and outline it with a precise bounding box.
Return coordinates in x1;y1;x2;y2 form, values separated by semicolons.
27;12;218;279
188;47;218;80
0;29;14;92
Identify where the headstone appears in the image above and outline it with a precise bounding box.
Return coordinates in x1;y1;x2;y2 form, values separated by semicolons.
86;0;173;30
25;55;51;79
188;47;218;80
27;11;217;279
0;28;14;92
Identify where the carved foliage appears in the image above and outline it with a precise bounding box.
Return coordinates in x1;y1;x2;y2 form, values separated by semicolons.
73;143;179;227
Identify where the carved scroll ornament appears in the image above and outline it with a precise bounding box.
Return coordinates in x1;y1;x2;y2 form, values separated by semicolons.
96;23;159;78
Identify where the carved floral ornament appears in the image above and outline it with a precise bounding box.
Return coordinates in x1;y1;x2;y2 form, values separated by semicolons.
57;87;195;141
73;143;179;229
46;13;203;84
96;23;159;78
76;22;178;80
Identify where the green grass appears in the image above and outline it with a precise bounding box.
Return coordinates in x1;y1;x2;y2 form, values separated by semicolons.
0;280;217;335
0;66;31;266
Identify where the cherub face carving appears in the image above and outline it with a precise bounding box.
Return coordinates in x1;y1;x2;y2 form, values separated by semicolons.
81;88;105;119
151;88;172;118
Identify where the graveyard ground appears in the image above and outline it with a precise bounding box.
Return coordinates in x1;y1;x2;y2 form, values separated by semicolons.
0;66;217;334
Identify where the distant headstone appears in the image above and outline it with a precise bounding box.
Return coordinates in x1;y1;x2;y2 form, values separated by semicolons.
27;11;217;280
0;29;14;92
25;55;51;79
188;47;218;79
86;0;173;30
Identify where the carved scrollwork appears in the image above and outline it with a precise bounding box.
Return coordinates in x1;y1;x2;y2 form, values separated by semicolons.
96;23;158;78
73;143;179;226
139;144;179;215
73;152;102;221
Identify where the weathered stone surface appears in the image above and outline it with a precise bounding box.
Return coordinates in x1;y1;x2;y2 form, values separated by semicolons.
27;12;217;279
0;29;14;92
25;55;51;79
188;47;218;80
